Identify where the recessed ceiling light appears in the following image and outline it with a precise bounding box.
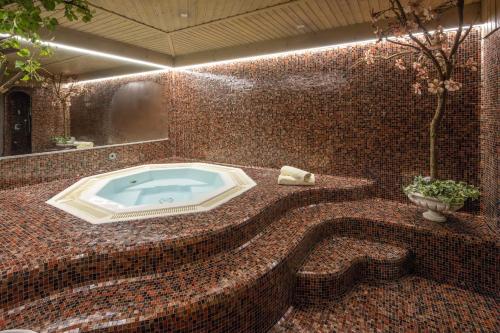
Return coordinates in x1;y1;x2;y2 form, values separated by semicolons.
296;24;306;30
180;12;188;18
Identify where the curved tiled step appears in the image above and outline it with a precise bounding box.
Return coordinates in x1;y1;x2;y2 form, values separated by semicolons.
295;236;411;306
0;200;496;333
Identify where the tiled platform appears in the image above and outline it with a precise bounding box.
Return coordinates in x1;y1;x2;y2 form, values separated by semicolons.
0;161;497;332
0;158;373;309
272;277;499;333
295;237;411;306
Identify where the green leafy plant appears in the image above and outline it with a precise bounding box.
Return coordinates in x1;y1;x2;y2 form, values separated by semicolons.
0;0;93;93
51;136;72;144
404;176;480;206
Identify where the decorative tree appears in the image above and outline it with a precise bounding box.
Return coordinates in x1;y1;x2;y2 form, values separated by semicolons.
41;73;84;138
358;0;477;180
0;0;93;93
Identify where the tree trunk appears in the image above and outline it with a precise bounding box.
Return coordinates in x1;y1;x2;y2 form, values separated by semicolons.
61;100;69;138
429;91;447;180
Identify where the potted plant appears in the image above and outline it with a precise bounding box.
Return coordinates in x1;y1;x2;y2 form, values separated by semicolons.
357;0;480;221
52;136;75;147
404;176;479;222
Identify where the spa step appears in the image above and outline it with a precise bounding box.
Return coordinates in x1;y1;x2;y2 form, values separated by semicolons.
0;200;495;333
294;236;412;306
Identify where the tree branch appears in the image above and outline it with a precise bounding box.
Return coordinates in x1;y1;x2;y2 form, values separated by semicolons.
449;0;465;58
385;37;420;51
408;33;445;79
0;71;23;94
0;61;7;83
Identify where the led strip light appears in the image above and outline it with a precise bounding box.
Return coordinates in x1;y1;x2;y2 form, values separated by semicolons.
3;24;485;85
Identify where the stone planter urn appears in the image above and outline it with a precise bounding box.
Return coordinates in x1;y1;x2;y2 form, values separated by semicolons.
407;192;463;222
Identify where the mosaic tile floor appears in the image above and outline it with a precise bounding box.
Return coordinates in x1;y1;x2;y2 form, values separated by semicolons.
272;276;500;333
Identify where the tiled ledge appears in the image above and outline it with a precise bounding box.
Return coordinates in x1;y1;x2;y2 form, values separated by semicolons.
0;199;497;333
0;160;374;309
0;139;173;190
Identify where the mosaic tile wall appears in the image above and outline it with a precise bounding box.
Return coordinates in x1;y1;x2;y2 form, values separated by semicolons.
2;86;63;156
480;30;499;230
171;30;482;203
0;138;173;190
2;29;490;209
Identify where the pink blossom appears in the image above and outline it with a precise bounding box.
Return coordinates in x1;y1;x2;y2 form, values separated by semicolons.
444;79;462;92
364;49;375;64
428;79;444;94
412;82;422;95
465;58;478;71
395;58;406;70
413;62;429;79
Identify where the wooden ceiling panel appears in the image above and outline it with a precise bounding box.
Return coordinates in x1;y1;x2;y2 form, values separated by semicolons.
32;0;480;74
50;0;479;58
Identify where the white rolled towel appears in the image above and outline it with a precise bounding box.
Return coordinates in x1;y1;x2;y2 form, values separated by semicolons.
75;141;94;149
280;166;314;182
278;174;315;186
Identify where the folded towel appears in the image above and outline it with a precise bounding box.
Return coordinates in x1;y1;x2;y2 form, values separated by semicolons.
75;141;94;149
280;166;313;182
278;174;315;186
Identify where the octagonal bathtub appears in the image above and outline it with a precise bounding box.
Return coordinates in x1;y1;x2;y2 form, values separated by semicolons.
47;163;256;224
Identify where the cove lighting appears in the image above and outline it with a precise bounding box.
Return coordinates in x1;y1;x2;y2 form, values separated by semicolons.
0;33;170;69
43;41;171;69
69;69;169;85
176;26;477;70
27;24;480;84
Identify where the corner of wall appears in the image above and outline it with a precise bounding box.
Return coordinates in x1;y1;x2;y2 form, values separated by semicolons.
480;28;499;230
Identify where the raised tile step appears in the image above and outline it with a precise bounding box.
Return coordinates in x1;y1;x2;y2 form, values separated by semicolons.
0;163;374;310
0;200;496;333
271;277;500;333
295;236;411;306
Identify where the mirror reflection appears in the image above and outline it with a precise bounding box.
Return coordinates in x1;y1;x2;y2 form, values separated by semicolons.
0;33;167;158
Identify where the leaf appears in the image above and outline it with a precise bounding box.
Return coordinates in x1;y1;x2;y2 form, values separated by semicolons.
14;60;25;69
16;47;30;57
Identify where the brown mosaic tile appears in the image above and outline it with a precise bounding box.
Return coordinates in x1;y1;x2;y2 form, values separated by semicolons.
0;159;374;310
30;29;486;210
170;30;482;208
0;26;495;333
295;236;411;306
271;276;499;333
0;139;173;190
0;190;496;332
480;30;499;230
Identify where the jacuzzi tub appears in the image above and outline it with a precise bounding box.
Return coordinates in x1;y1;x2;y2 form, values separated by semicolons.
47;163;256;224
